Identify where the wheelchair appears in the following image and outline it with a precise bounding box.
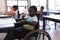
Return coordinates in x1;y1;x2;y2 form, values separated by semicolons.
14;18;51;40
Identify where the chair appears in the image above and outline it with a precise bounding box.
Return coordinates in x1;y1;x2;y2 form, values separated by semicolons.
14;18;39;39
23;29;51;40
14;14;51;40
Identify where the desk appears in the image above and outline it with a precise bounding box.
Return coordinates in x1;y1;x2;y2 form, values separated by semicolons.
47;10;60;14
0;18;16;40
43;15;60;30
0;15;11;18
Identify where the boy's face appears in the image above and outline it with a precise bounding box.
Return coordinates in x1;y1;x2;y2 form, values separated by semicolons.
40;7;44;11
28;8;36;16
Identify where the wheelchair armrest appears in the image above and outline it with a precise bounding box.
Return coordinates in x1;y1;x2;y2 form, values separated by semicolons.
14;22;23;28
15;18;21;22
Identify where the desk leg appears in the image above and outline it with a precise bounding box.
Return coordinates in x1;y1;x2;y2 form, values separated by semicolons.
55;22;56;30
43;18;45;40
43;18;45;30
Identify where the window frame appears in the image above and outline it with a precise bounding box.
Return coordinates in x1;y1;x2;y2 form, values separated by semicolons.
6;0;28;12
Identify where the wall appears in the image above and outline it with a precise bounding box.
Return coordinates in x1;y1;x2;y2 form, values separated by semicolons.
0;0;6;13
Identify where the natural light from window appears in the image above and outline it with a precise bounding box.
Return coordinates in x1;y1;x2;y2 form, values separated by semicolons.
7;0;28;14
7;0;60;12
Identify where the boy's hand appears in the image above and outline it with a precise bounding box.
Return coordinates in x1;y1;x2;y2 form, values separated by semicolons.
21;20;27;23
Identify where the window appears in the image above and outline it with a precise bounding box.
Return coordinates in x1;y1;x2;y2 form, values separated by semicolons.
31;0;39;11
48;0;55;10
31;0;47;11
31;0;60;11
7;0;60;13
39;0;47;11
18;1;27;6
19;7;25;13
31;0;38;6
7;0;28;14
55;0;60;10
7;1;17;6
7;0;17;11
48;0;60;10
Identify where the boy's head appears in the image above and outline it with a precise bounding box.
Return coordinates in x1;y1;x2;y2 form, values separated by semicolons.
28;6;37;17
40;6;44;11
12;5;18;11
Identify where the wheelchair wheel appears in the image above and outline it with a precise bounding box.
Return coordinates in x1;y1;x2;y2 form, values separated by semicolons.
23;29;51;40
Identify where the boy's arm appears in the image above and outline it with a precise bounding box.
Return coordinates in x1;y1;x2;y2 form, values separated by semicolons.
21;15;38;26
21;20;37;26
26;21;37;26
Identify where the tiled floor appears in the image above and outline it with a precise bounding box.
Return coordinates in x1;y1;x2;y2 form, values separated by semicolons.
39;20;60;40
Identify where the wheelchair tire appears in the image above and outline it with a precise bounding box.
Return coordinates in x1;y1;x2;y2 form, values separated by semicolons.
23;29;51;40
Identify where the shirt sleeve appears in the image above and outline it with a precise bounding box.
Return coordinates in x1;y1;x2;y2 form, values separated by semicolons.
33;16;38;22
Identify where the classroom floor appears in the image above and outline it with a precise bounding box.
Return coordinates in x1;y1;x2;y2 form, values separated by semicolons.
0;21;60;40
39;20;60;40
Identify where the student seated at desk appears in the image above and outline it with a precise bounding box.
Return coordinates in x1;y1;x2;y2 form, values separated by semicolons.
15;6;38;30
4;5;18;18
38;6;44;20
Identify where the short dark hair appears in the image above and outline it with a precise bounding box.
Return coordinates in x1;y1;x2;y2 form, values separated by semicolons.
41;6;44;9
29;6;37;11
12;5;18;10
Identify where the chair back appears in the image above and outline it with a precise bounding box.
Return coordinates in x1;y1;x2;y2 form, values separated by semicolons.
17;10;20;18
34;13;40;29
